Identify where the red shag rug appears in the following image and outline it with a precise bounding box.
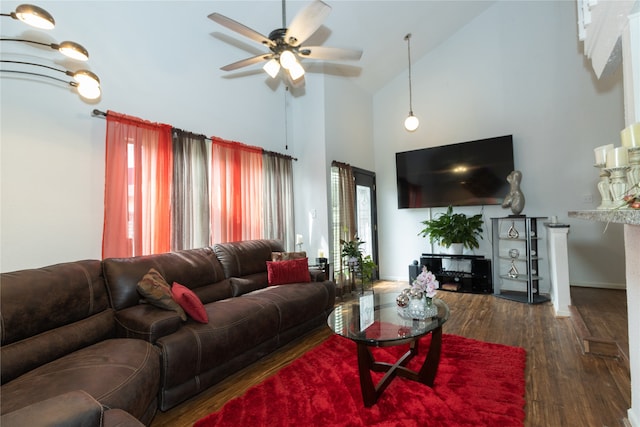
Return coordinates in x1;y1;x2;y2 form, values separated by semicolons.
194;333;526;427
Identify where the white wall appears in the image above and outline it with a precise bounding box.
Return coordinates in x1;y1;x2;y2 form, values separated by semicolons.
373;1;626;287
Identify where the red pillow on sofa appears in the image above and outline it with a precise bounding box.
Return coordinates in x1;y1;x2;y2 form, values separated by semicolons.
171;282;208;323
266;258;311;286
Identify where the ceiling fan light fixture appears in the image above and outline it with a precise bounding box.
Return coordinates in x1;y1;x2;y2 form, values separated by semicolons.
263;58;281;78
288;61;305;80
279;49;297;70
13;4;55;29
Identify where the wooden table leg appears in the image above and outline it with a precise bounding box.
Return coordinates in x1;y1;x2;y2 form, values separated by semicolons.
356;343;377;407
417;325;443;386
356;327;443;406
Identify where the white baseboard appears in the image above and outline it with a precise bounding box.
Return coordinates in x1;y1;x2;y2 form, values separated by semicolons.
571;282;627;290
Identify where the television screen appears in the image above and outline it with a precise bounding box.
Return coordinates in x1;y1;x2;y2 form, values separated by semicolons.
396;135;514;209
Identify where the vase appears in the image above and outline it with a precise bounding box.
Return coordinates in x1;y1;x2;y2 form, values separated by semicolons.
406;297;438;320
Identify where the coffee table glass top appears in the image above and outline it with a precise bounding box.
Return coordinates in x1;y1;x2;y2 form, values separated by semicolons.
327;291;449;345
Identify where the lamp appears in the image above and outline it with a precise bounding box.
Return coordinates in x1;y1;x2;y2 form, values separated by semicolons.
1;4;55;29
288;61;305;81
1;38;89;61
0;60;101;99
403;33;419;132
263;58;280;78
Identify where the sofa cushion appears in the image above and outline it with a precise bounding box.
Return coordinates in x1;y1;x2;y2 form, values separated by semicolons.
267;258;311;285
229;275;268;297
171;282;208;323
0;260;113;384
213;239;284;278
0;390;104;427
137;269;187;321
103;247;229;310
0;339;160;422
271;251;306;261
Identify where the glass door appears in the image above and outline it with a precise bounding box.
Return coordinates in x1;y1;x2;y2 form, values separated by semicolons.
353;167;378;279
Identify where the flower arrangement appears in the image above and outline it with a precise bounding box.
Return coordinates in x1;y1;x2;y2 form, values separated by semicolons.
412;265;439;299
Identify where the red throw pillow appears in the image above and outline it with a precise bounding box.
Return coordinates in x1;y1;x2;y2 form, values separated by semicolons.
267;258;311;286
171;282;208;323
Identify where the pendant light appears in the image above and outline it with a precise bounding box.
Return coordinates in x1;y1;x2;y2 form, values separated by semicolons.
404;33;419;132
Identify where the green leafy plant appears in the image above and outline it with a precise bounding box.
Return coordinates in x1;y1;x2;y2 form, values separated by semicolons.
340;235;364;267
418;205;484;249
360;255;377;284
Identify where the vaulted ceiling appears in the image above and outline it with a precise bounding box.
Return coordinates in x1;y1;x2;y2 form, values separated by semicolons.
207;1;496;93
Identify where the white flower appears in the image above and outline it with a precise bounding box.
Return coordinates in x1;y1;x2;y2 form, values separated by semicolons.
412;266;439;298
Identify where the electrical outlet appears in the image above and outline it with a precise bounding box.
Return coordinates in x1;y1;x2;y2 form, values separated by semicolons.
583;194;593;204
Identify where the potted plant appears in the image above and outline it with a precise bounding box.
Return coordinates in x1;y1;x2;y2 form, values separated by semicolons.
418;205;484;253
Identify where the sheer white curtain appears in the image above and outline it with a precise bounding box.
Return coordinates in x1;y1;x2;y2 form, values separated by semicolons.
263;151;295;250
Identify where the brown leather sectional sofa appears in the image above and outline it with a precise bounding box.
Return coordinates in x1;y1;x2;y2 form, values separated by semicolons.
1;239;336;426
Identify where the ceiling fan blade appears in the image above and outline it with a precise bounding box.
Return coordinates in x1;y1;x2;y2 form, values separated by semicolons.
208;13;274;47
220;54;273;71
298;46;363;61
285;0;331;47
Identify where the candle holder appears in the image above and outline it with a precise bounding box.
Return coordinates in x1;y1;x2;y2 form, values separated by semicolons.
594;164;614;210
627;147;640;197
605;166;630;208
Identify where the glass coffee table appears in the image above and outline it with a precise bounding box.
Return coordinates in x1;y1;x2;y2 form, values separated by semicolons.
327;292;450;407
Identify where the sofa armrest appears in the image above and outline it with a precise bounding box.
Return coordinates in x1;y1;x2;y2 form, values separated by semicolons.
309;268;326;282
0;390;103;427
115;304;182;343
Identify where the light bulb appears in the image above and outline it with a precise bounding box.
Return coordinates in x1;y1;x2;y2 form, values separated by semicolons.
279;50;297;70
288;62;305;81
404;114;419;132
263;58;280;78
77;83;101;99
72;70;100;87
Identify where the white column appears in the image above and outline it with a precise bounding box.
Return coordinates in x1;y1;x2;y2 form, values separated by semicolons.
545;224;572;317
626;224;640;426
624;10;640;427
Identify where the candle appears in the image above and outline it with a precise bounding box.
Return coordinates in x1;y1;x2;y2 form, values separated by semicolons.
621;123;640;148
606;146;629;168
318;249;325;258
594;144;613;165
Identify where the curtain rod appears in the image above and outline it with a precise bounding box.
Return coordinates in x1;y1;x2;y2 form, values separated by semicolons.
91;109;297;161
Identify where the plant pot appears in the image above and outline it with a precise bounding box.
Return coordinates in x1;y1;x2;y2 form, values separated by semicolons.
445;243;464;255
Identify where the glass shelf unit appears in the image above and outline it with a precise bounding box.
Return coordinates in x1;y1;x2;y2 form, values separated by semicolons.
491;216;550;304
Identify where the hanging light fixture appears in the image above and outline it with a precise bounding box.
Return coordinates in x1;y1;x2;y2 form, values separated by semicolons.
1;38;89;61
1;4;55;29
403;33;419;132
0;60;101;100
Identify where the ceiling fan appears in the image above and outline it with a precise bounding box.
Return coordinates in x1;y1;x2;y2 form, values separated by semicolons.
208;0;362;82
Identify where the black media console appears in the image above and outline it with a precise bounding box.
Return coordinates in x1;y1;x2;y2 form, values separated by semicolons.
408;253;493;294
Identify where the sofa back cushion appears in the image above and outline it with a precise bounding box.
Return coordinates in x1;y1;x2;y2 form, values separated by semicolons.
1;260;114;384
103;247;229;309
213;239;284;278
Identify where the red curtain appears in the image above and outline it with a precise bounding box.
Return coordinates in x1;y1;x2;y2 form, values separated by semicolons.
210;137;263;243
102;111;173;258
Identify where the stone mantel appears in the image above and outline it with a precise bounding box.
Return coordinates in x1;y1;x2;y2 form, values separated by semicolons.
569;209;640;225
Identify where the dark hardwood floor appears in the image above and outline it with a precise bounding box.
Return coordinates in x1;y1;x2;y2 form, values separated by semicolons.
151;283;630;427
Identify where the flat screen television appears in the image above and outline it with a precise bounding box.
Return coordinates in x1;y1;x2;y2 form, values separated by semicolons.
396;135;514;209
